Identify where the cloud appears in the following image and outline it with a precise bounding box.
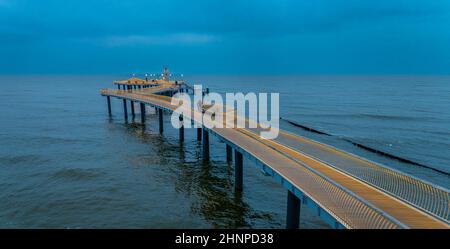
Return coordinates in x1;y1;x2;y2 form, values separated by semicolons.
1;1;449;40
0;0;11;7
1;0;450;74
87;33;219;47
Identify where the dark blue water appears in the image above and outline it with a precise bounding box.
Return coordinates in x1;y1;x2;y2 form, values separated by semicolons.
0;75;449;228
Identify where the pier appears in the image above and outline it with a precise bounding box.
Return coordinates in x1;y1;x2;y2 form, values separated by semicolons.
100;73;450;229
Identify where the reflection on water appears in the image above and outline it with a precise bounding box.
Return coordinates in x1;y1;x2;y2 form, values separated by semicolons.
123;120;283;228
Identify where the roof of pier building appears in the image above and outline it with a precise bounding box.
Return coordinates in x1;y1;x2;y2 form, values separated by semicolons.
114;77;156;85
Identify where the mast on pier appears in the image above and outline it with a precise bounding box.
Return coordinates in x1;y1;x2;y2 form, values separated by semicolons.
162;66;170;81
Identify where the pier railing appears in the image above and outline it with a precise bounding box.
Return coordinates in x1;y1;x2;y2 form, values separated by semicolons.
275;133;450;222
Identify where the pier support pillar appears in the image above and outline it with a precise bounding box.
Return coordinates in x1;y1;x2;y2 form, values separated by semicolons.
140;103;146;123
107;96;112;116
286;190;301;229
158;108;164;133
234;150;243;191
202;128;209;161
226;144;232;162
122;85;126;90
179;115;184;142
130;101;135;117
197;127;202;141
117;85;120;90
122;99;128;120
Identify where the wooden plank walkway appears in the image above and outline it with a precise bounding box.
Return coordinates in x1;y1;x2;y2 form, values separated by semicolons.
100;84;450;229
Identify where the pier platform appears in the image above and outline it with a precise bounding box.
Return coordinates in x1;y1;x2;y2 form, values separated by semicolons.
100;77;449;229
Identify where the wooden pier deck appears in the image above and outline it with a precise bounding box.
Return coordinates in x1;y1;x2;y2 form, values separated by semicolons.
100;78;450;229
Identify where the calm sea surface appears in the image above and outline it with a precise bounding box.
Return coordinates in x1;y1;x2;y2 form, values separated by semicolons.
0;75;449;228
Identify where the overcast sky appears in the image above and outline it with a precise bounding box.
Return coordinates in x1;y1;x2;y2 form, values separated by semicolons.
1;0;450;74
